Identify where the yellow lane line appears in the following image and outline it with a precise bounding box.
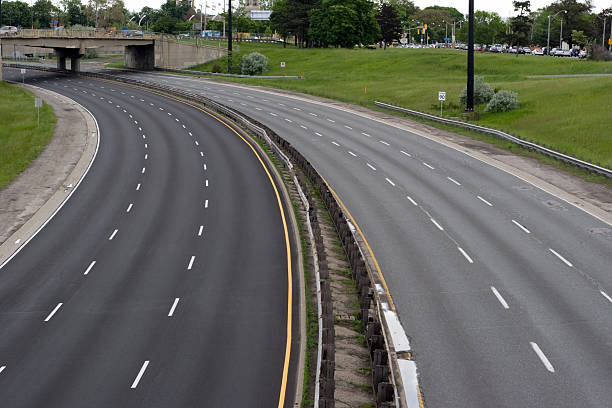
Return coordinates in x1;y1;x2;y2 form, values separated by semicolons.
139;91;293;407
322;178;396;312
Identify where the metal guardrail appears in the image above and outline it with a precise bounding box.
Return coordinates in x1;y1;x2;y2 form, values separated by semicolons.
375;101;612;179
155;67;303;79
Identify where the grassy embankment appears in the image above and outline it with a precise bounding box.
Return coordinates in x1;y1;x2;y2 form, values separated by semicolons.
189;43;612;174
0;82;56;189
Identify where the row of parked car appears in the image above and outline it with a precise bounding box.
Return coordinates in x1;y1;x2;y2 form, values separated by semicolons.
456;43;586;58
0;26;19;36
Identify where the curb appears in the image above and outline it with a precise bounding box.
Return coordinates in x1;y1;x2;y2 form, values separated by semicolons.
0;85;100;270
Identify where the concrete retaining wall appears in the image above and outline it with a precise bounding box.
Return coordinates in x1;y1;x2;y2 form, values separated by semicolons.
155;40;226;69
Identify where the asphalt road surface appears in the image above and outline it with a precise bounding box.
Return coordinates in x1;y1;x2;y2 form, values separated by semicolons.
89;69;612;408
1;69;299;408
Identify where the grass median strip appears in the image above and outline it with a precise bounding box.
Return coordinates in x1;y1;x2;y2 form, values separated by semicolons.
0;82;56;190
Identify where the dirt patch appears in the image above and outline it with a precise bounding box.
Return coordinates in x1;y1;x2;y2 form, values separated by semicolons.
0;84;89;245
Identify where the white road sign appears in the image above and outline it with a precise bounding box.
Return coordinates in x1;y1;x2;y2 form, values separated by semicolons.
35;98;42;108
438;91;446;101
280;61;286;68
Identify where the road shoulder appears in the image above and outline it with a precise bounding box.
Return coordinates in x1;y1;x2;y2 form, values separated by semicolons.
0;83;98;267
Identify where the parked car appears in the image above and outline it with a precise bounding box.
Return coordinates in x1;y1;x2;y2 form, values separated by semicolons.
0;26;19;36
532;48;544;55
554;48;571;57
522;47;532;54
579;49;587;58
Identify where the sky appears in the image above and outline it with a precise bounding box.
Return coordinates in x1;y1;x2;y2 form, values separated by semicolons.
121;0;610;15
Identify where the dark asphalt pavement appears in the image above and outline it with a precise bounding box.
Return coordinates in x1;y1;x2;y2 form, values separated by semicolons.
1;69;298;408
91;70;612;408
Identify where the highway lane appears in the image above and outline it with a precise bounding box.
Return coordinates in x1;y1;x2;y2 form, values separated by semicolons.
96;70;612;407
1;69;298;407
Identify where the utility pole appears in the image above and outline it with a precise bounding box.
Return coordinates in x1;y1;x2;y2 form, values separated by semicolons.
466;0;474;112
603;17;606;47
560;18;563;49
228;0;232;73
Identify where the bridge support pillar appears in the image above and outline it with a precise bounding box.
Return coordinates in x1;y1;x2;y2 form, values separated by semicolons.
54;48;83;72
125;44;154;70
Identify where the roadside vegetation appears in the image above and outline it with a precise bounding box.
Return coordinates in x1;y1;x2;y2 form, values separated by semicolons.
190;44;612;169
0;82;56;189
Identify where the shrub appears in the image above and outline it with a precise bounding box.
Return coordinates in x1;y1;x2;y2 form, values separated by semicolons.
211;63;221;73
84;48;98;59
240;52;268;75
485;90;519;113
459;76;494;106
589;45;612;61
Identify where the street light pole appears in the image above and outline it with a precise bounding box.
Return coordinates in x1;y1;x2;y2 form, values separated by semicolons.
466;0;474;111
547;10;566;55
227;0;232;73
560;18;563;49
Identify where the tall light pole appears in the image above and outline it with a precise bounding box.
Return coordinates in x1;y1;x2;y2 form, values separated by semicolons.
466;0;474;112
547;10;566;55
560;17;563;49
227;0;232;73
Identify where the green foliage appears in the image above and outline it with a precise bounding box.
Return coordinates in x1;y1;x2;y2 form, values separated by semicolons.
456;11;505;45
460;76;494;106
510;1;533;47
309;0;379;48
485;90;519;112
571;29;588;46
377;3;402;45
240;52;269;75
1;1;32;27
0;82;56;189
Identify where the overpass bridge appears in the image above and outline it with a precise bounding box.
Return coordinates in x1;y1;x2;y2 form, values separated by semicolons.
0;29;225;72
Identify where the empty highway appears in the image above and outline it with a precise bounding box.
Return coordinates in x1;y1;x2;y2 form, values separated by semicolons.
1;69;299;407
86;69;612;407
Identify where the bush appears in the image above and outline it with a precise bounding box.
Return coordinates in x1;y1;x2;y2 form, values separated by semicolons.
485;90;519;113
240;52;268;75
84;48;98;59
589;45;612;61
459;76;494;106
211;63;221;73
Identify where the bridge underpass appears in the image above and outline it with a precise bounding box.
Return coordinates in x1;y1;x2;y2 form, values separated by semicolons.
0;31;225;72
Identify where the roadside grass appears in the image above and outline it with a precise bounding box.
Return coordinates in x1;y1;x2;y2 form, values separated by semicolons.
0;82;56;190
189;45;612;169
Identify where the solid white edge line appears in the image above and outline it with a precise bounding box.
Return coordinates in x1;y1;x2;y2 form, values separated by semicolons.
549;248;573;267
109;229;118;240
187;256;195;270
406;196;418;206
167;298;180;317
490;286;510;309
44;303;63;322
0;101;100;271
457;247;474;263
130;361;150;389
512;219;531;234
477;195;493;206
84;260;96;275
386;178;396;187
600;291;612;304
430;218;444;231
198;225;204;236
530;342;555;373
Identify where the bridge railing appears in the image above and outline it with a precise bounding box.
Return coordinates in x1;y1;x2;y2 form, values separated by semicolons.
7;29;159;40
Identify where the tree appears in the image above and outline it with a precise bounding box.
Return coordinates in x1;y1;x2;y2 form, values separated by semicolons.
414;8;452;42
377;2;402;45
510;1;533;47
32;0;56;28
571;29;588;46
546;0;593;45
60;0;85;26
270;0;318;47
1;1;32;27
309;0;379;47
456;10;505;45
